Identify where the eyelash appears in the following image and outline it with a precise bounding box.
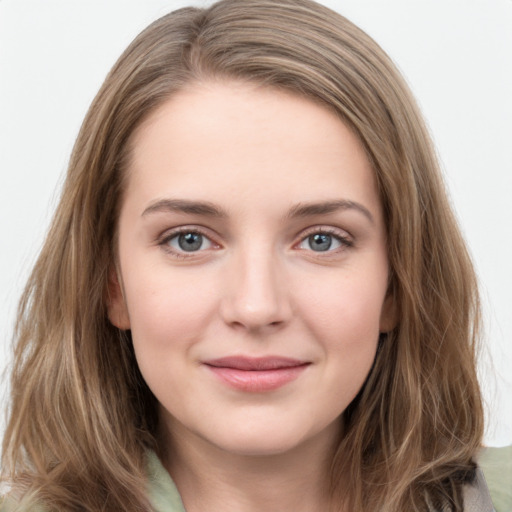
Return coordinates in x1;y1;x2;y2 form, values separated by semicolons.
296;226;354;253
157;225;353;259
157;227;219;259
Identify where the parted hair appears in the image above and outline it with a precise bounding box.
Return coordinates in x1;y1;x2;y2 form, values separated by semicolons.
1;1;483;511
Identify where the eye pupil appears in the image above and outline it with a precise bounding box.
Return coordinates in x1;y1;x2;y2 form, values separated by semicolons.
309;233;332;251
178;233;203;251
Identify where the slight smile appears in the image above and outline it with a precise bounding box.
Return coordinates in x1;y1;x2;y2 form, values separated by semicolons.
203;356;311;392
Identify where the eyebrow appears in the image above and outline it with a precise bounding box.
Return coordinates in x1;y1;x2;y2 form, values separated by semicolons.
142;199;228;218
286;200;374;224
141;198;374;224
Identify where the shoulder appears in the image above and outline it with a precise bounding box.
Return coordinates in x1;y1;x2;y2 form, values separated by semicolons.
0;495;47;512
1;451;177;512
462;467;495;512
479;445;512;512
0;496;14;512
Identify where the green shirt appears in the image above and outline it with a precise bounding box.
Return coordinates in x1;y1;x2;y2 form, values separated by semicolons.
2;447;509;511
478;445;512;512
146;451;186;512
0;452;186;512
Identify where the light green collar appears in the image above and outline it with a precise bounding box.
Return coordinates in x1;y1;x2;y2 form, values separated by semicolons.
146;451;186;512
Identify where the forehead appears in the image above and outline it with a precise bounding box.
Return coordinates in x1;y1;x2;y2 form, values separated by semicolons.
123;80;381;220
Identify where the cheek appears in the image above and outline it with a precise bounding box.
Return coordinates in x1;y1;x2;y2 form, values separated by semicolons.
298;271;387;344
302;277;384;405
294;267;387;395
126;270;222;402
124;266;220;352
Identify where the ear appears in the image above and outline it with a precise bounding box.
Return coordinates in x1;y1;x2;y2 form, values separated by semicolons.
106;267;131;330
379;291;397;334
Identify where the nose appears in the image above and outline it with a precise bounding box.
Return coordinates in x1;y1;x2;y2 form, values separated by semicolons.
220;245;292;334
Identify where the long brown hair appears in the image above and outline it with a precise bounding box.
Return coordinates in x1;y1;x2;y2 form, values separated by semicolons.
2;1;483;510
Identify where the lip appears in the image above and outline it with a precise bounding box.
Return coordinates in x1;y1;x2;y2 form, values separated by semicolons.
203;356;310;392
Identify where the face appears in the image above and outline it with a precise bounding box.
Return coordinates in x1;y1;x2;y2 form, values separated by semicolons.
109;81;394;458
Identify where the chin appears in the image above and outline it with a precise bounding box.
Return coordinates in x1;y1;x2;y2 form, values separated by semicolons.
198;416;339;458
208;432;309;457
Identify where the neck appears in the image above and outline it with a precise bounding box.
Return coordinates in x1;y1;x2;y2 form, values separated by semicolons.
159;418;343;512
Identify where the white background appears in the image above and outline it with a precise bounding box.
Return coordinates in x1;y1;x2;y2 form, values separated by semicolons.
1;0;511;446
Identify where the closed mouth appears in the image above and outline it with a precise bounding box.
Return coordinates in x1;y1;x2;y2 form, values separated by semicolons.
202;356;310;392
203;356;309;371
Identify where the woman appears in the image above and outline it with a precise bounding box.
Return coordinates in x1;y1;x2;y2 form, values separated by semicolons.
0;0;494;510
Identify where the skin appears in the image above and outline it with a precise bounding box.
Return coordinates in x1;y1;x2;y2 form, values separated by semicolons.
108;81;394;512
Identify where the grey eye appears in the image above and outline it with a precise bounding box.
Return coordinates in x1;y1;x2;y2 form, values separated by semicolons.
298;233;344;252
169;232;212;252
308;233;332;251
